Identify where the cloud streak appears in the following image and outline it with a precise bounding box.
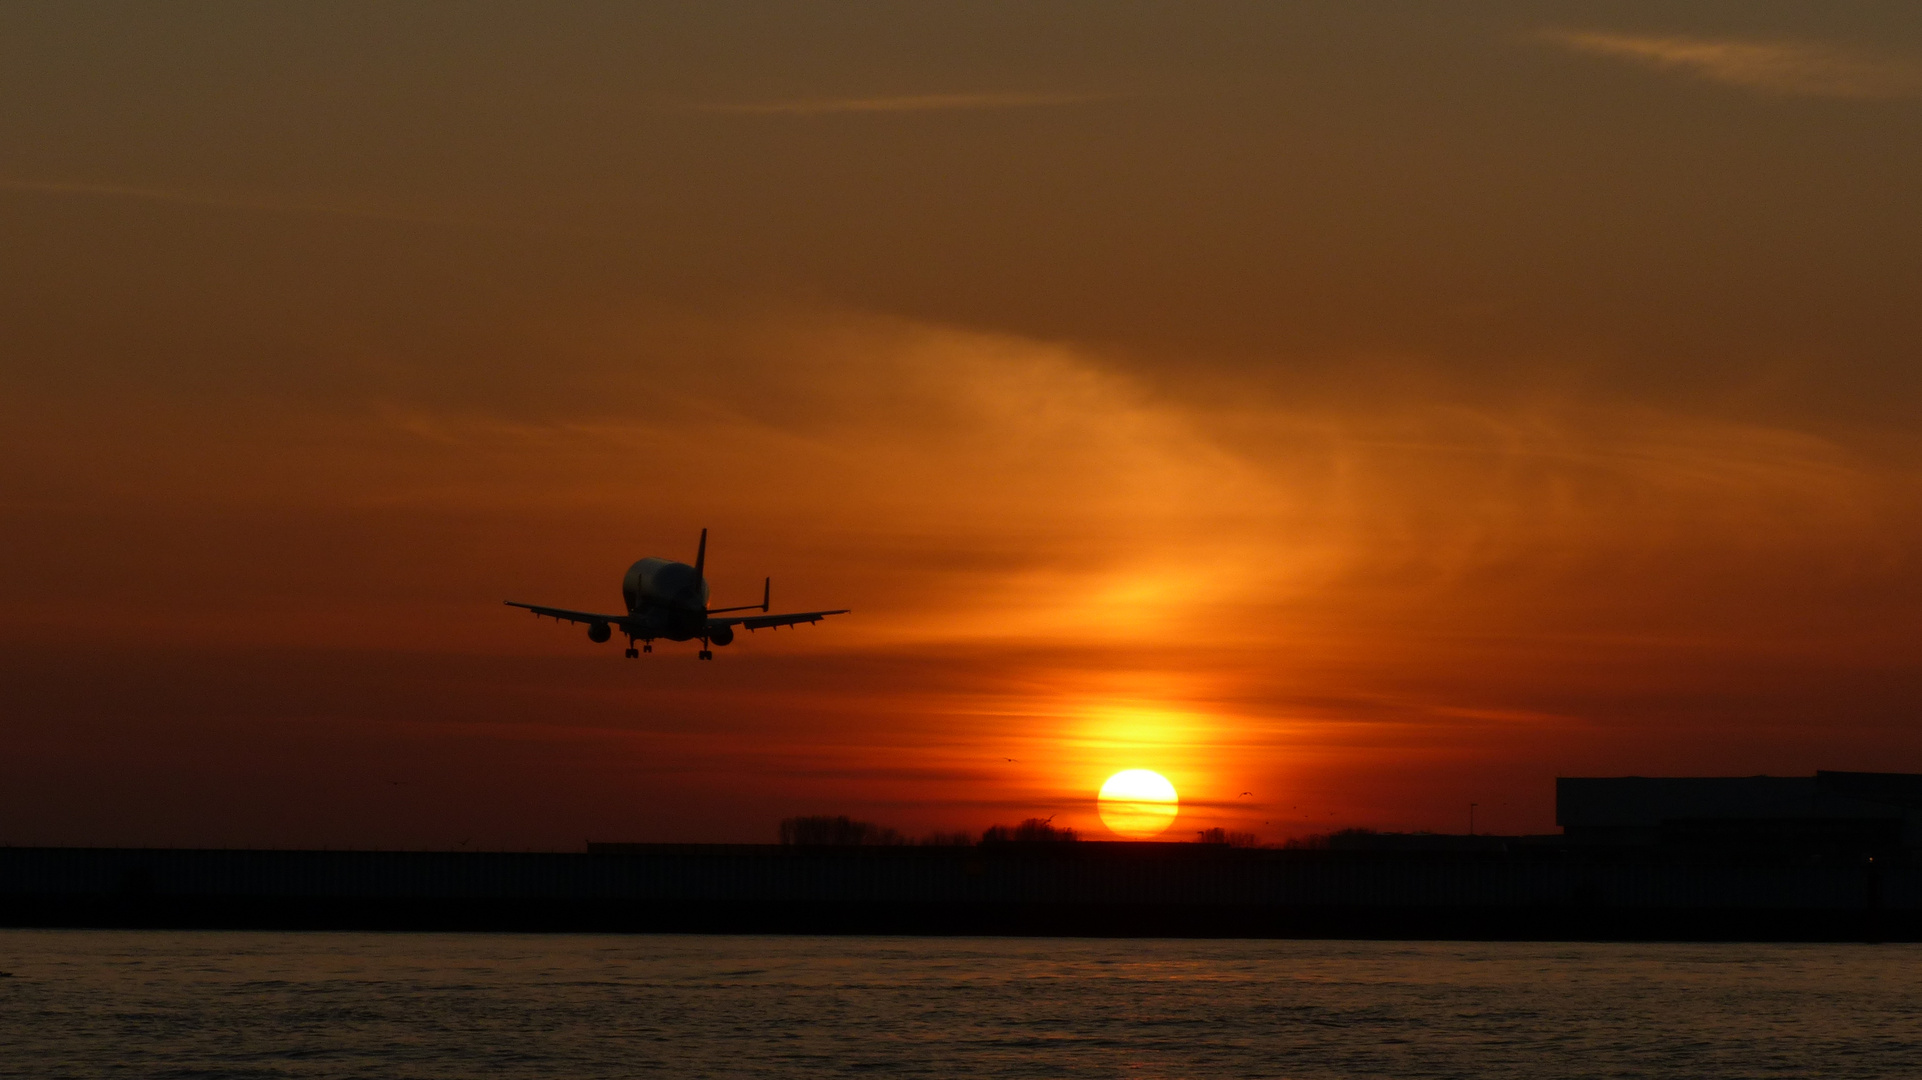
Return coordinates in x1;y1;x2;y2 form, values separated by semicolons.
1543;29;1922;99
0;178;507;230
683;91;1118;116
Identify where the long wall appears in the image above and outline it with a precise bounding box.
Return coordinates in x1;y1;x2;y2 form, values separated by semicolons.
1;843;1914;940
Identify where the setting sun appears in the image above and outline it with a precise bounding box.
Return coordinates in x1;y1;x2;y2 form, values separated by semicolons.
1098;769;1180;838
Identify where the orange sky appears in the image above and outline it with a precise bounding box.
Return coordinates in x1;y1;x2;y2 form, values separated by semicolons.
4;4;1922;848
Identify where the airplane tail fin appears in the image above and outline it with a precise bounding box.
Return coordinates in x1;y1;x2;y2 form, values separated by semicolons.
693;528;707;582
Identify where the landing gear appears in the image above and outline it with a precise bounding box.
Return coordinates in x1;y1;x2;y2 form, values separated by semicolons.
642;643;652;653
625;647;638;658
698;649;713;660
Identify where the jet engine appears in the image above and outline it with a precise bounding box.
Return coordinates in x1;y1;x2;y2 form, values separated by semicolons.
587;621;612;643
709;625;735;647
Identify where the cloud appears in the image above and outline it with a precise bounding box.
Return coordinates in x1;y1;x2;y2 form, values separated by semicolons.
682;91;1117;116
0;177;506;229
1542;29;1922;99
10;302;1922;842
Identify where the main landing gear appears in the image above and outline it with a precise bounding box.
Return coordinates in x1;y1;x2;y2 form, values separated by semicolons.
698;637;713;660
624;639;654;659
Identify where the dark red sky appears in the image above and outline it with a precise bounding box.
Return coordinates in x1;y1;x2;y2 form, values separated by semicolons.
4;3;1922;848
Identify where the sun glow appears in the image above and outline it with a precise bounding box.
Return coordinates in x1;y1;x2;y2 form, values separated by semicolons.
1097;769;1179;838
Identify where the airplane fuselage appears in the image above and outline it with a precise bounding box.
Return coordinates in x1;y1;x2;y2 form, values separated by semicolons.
621;558;712;640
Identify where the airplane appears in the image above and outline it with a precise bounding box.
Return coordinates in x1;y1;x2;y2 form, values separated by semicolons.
505;529;848;659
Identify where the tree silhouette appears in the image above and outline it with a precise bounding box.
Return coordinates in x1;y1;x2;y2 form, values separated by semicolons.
981;818;1077;843
918;830;976;847
1194;828;1262;847
778;815;906;846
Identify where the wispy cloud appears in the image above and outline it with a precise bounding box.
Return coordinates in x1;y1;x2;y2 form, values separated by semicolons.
0;178;504;229
1543;29;1922;99
684;91;1117;116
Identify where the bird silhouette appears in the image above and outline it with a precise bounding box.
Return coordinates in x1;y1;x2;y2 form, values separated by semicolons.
1239;791;1252;797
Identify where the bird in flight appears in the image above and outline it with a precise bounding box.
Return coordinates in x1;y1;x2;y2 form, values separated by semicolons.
507;529;848;660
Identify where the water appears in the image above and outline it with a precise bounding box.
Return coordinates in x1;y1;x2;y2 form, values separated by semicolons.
1;931;1918;1079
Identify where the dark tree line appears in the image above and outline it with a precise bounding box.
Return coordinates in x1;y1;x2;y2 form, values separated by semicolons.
777;816;906;846
778;815;1077;846
780;816;1271;846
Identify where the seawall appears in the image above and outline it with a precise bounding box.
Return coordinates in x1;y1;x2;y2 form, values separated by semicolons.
1;843;1913;940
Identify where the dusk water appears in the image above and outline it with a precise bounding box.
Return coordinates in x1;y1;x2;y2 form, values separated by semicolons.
2;931;1918;1078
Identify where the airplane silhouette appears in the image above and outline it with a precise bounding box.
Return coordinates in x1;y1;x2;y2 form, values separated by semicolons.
506;529;848;659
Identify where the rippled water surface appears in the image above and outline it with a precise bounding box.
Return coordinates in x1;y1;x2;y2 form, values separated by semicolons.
1;931;1919;1078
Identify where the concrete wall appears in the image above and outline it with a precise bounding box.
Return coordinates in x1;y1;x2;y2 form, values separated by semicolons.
2;844;1916;940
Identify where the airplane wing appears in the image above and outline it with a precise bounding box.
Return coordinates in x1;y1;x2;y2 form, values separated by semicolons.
709;609;850;631
503;601;625;625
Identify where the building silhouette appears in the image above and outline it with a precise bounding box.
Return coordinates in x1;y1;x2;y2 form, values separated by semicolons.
1558;771;1922;855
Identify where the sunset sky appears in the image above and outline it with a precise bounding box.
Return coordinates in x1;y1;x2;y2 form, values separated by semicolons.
5;3;1921;848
